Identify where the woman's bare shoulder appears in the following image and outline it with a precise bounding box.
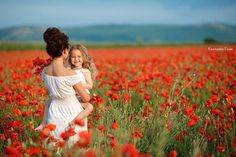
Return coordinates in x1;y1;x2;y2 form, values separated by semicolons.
44;65;77;77
43;65;53;75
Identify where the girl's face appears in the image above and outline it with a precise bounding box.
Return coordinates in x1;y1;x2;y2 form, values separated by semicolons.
70;49;84;68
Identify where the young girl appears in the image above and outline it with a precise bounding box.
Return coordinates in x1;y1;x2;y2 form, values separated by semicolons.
35;44;97;131
68;44;98;128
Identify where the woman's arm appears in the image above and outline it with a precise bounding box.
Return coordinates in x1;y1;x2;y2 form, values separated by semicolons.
73;83;90;102
35;99;51;131
43;99;51;124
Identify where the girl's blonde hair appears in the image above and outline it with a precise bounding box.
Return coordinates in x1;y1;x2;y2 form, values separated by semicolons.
69;44;98;82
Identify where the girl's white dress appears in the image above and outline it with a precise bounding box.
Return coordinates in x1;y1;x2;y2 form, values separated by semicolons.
42;68;87;144
75;68;90;94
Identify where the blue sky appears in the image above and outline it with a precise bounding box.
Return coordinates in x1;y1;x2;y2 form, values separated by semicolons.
0;0;236;28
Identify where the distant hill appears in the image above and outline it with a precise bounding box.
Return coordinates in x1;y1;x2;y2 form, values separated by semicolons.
0;23;236;43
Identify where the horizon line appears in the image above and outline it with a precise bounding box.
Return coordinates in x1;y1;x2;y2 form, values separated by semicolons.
0;22;236;29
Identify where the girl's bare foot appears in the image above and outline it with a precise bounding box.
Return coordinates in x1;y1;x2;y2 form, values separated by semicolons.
35;123;44;131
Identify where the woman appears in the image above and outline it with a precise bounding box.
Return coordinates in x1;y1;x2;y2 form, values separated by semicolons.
40;27;90;145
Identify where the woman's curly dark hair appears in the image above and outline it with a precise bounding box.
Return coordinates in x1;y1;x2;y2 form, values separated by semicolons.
43;27;69;58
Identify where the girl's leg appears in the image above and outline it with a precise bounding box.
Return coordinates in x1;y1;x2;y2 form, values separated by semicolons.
69;102;93;127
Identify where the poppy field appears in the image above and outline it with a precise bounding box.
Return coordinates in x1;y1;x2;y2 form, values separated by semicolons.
0;45;236;157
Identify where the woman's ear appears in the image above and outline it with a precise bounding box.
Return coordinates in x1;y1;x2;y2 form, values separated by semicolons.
62;48;69;57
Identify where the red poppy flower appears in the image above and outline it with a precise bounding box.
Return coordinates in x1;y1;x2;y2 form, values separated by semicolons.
0;133;6;140
60;131;71;141
45;123;56;131
169;150;177;157
98;125;106;132
12;141;23;152
5;146;23;157
132;130;143;139
217;144;225;152
90;95;106;107
184;107;194;116
124;93;131;102
111;122;119;130
77;131;92;148
111;93;120;100
13;109;21;116
56;140;66;148
211;95;220;102
88;118;94;129
106;90;113;96
75;118;85;126
11;132;18;141
60;128;76;140
41;128;50;138
110;138;118;149
139;154;152;157
85;149;96;157
121;143;139;157
26;147;41;156
187;118;196;127
144;94;151;101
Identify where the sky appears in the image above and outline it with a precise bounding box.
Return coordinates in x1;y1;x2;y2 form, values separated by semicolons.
0;0;236;28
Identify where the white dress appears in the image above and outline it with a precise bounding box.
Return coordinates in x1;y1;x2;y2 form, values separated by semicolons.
42;68;87;144
75;68;90;94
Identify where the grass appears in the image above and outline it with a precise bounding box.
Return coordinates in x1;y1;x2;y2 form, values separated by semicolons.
1;41;235;51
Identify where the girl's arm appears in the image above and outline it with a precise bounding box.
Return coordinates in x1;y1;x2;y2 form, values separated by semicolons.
70;83;91;127
73;82;90;102
71;102;93;122
82;70;93;90
81;102;93;115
